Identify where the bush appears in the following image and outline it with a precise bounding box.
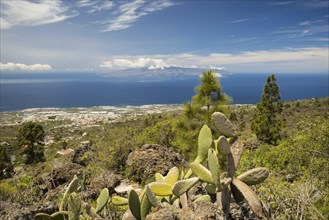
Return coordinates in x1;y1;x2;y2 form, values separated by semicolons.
240;116;329;217
258;176;327;219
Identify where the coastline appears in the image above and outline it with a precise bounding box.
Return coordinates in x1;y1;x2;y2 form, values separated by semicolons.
0;104;184;126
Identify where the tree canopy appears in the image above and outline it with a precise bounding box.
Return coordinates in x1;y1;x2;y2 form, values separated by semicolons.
185;70;230;122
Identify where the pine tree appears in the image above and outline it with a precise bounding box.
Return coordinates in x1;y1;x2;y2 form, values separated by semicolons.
175;70;230;159
17;121;45;164
251;74;284;145
185;70;230;121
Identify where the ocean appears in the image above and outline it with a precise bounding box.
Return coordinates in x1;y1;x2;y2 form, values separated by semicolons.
0;73;328;112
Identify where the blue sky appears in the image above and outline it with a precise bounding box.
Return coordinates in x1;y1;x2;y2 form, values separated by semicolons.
0;0;328;74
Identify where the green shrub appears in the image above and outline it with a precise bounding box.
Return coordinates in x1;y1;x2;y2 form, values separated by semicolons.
240;116;329;217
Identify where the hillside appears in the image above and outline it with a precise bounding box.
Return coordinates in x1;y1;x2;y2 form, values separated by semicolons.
0;97;328;219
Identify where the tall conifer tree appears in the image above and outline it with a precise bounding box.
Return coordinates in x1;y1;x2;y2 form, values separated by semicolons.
251;74;284;145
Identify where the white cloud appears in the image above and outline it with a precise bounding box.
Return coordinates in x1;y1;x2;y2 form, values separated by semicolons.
100;57;169;69
102;0;176;32
273;23;328;39
228;18;250;24
77;0;114;13
269;1;296;6
0;0;78;30
99;47;328;73
89;1;114;13
299;20;324;26
77;0;98;7
76;0;179;32
0;62;52;71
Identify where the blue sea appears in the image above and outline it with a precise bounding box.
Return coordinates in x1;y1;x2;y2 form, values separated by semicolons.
0;73;328;112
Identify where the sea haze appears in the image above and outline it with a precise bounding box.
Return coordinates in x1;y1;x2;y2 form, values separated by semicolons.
0;73;328;112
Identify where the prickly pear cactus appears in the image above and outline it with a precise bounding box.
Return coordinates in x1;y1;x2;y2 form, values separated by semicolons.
186;111;269;218
123;111;270;219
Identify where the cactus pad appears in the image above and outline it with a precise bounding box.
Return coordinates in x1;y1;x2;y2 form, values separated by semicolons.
68;192;81;220
227;139;244;177
145;186;161;207
111;196;128;206
140;192;152;220
218;188;231;216
212;112;236;137
237;167;269;185
96;188;109;213
193;195;211;203
231;179;264;218
208;148;221;190
230;182;244;203
217;136;231;155
172;177;199;197
155;173;165;182
196;125;213;162
148;182;173;196
190;162;214;184
164;166;179;186
128;189;141;220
